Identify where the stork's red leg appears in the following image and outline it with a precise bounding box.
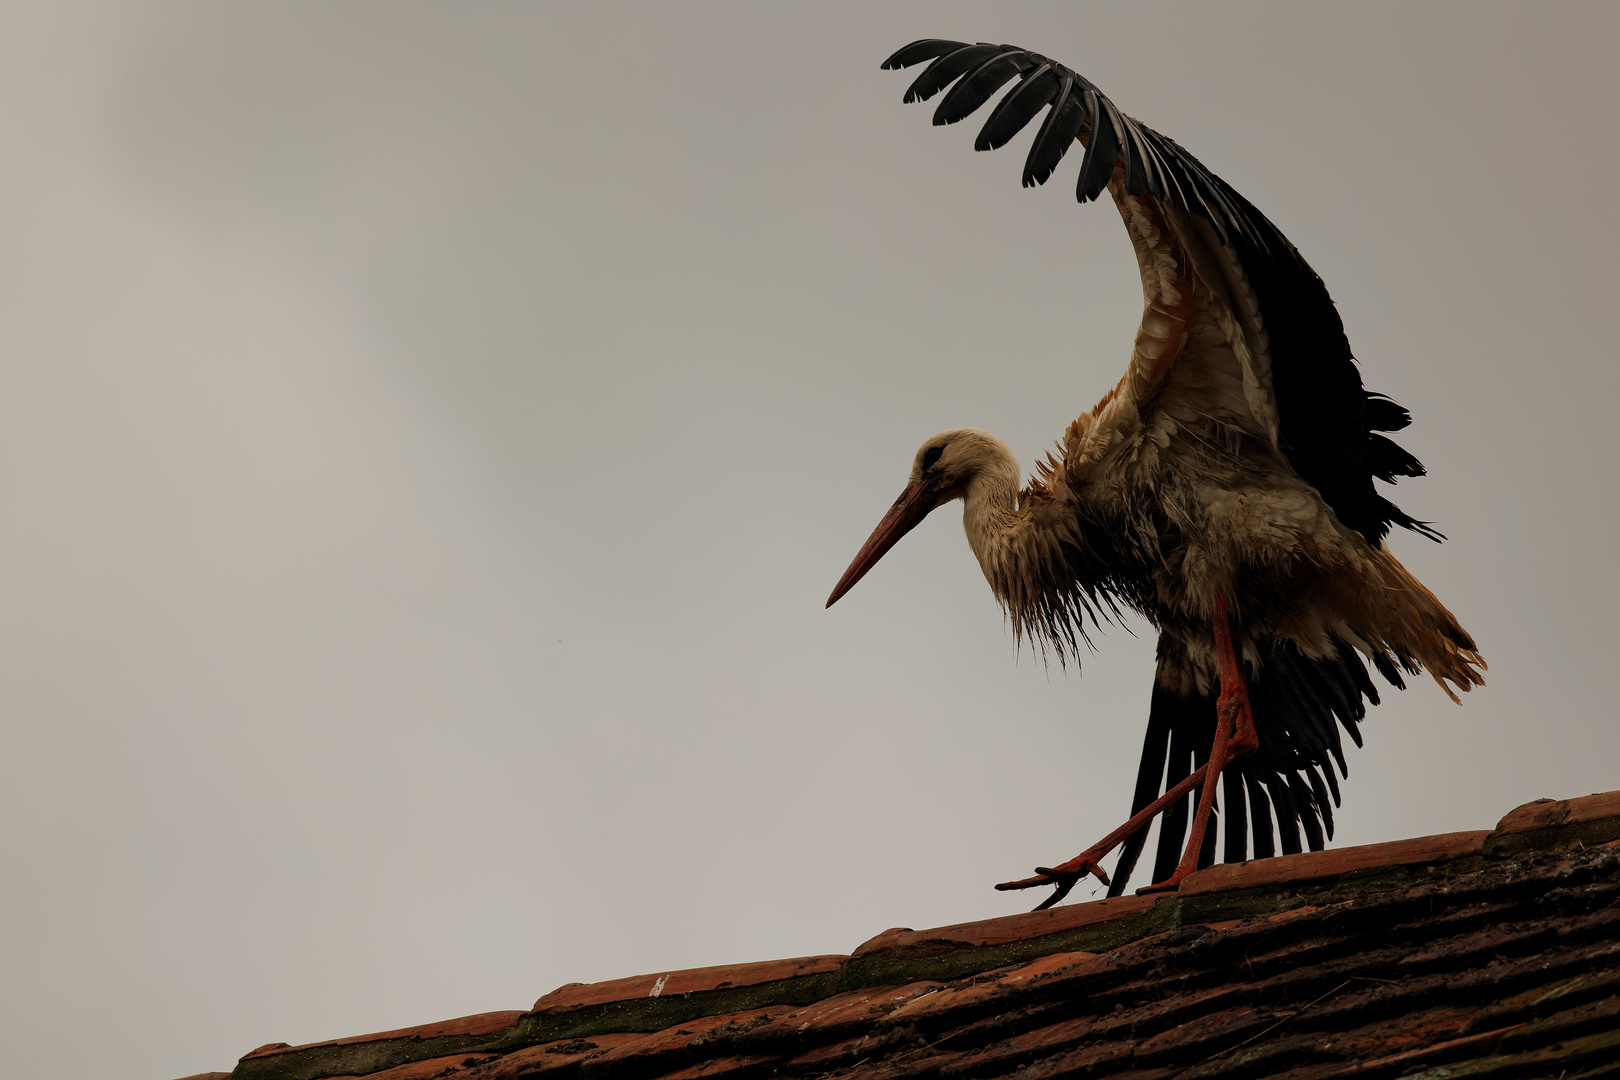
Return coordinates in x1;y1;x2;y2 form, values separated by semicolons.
1137;591;1259;894
995;762;1213;909
998;592;1260;910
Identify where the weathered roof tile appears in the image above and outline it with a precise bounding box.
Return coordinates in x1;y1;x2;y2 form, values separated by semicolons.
880;951;1099;1029
533;958;845;1015
573;1007;793;1078
243;1012;527;1061
741;982;940;1048
1494;789;1620;833
328;1053;499;1080
654;1053;782;1080
1176;829;1490;896
852;895;1158;960
461;1034;646;1080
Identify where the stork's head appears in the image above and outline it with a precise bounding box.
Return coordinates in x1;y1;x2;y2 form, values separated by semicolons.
826;428;1015;607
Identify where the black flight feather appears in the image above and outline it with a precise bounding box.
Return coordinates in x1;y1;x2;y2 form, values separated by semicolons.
1119;114;1167;199
1076;92;1120;203
1246;772;1276;860
1267;770;1304;856
1322;756;1341;805
881;39;969;72
1222;769;1247;864
903;44;1004;104
1365;434;1427;482
1290;772;1326;850
1364;394;1413;432
1306;765;1336;838
1149;718;1201;885
1108;684;1195;898
1023;76;1086;188
1197;795;1219;871
934;50;1032;127
1101;632;1390;893
976;64;1058;151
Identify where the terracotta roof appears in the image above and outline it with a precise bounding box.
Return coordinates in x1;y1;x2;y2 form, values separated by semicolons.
193;789;1620;1080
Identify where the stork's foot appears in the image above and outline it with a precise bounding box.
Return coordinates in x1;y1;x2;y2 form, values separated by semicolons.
1135;867;1195;894
995;852;1110;911
993;761;1212;910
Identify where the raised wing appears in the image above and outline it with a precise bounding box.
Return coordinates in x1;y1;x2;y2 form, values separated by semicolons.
882;40;1431;545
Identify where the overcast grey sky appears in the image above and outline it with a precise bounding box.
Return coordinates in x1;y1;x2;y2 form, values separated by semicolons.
0;4;1616;1078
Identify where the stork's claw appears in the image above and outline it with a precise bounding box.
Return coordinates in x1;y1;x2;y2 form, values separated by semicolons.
1037;860;1112;888
995;854;1110;910
1135;868;1193;894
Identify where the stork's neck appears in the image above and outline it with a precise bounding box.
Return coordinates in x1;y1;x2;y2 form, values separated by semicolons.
959;448;1029;598
953;437;1103;659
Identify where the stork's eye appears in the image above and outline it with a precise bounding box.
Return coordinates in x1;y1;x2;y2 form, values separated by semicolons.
922;446;944;470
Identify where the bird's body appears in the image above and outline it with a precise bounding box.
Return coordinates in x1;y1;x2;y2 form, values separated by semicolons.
828;39;1484;902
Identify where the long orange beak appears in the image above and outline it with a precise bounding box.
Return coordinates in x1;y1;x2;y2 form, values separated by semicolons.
826;480;940;608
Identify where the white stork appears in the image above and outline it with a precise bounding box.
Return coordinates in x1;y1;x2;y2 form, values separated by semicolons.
826;40;1485;908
